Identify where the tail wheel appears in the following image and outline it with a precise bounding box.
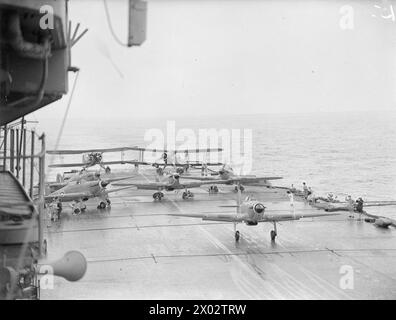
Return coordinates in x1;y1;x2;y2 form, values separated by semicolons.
235;231;240;242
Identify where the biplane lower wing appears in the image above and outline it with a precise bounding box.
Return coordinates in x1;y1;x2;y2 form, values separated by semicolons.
48;160;151;168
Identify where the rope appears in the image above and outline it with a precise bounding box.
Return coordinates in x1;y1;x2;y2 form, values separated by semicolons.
103;0;129;47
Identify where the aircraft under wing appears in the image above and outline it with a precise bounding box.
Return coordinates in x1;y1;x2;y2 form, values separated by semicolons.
169;212;246;222
263;211;339;221
169;210;338;223
181;175;283;183
44;186;131;203
45;191;91;203
112;179;229;190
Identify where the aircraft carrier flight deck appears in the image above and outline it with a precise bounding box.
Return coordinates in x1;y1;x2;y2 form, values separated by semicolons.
41;174;396;300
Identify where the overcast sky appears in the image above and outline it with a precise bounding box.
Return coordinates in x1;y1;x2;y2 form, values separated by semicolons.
33;0;396;120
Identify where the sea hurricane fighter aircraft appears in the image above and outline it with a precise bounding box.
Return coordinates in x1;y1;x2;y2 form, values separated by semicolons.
170;190;339;241
113;173;229;200
44;175;134;214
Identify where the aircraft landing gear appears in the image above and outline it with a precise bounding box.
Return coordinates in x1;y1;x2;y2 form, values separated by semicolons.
98;201;107;209
208;185;219;194
234;185;245;193
182;190;194;200
234;223;240;242
73;207;81;215
153;192;164;201
270;221;277;241
106;199;111;206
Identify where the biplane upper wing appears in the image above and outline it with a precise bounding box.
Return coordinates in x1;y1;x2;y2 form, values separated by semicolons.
46;147;137;155
111;181;171;190
47;147;223;155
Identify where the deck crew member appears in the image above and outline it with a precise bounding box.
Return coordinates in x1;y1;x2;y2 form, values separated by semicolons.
287;190;294;207
355;197;364;220
346;195;355;218
302;182;309;200
307;187;316;204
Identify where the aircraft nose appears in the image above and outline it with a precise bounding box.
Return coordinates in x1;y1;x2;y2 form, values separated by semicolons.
254;203;265;214
100;180;109;188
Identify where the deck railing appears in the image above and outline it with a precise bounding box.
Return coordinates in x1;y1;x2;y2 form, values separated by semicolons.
0;123;46;257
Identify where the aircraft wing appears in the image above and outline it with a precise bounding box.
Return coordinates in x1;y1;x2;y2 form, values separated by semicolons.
104;186;133;194
229;176;283;184
47;182;67;188
45;191;92;203
46;147;136;155
47;147;223;155
264;211;339;221
178;180;229;188
111;181;170;190
169;212;246;222
180;175;218;181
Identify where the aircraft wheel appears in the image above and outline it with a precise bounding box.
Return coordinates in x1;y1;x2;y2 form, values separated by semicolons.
73;208;81;215
99;202;107;209
182;192;188;200
235;231;240;242
213;186;219;193
240;185;245;192
42;239;48;256
153;192;162;201
81;205;87;212
106;199;111;206
270;230;277;241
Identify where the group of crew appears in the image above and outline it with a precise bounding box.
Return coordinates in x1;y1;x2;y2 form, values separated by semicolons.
288;182;365;216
